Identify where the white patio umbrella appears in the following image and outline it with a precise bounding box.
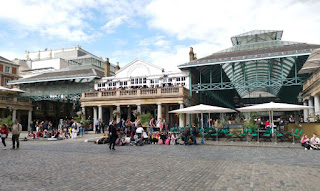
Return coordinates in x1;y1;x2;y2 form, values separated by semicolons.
169;104;235;130
10;88;25;93
0;86;11;91
237;102;313;134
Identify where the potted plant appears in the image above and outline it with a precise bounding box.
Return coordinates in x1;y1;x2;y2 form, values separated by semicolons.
132;110;141;118
112;110;120;118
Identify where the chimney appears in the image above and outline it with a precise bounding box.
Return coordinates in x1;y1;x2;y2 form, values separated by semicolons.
115;62;120;72
189;47;195;61
104;58;111;77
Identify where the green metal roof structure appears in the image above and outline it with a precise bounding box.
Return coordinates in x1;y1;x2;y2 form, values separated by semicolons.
179;30;320;108
8;66;104;101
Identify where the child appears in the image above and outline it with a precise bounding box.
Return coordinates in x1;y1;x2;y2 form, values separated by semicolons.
170;133;176;145
152;133;158;144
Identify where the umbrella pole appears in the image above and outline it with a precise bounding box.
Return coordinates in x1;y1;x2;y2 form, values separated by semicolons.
201;112;204;144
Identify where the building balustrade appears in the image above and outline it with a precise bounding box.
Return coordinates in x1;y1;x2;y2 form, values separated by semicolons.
82;87;188;101
303;68;320;91
0;95;32;104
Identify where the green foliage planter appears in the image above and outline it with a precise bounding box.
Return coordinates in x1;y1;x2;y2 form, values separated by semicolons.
0;115;13;127
140;113;152;126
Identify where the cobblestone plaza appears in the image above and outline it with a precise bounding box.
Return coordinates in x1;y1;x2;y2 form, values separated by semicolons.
1;139;319;191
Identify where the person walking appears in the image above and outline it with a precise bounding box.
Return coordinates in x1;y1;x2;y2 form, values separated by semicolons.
11;119;22;149
0;124;9;150
109;120;118;150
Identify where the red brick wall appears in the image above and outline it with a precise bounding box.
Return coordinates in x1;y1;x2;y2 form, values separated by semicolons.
0;64;3;72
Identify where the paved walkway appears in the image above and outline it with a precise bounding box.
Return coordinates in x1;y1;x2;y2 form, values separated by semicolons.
0;136;319;190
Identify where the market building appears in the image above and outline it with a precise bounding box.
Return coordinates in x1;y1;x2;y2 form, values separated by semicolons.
178;30;320;121
80;59;191;129
8;46;116;125
299;48;320;122
0;56;32;130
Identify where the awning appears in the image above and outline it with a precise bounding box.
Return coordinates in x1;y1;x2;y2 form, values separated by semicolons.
299;48;320;74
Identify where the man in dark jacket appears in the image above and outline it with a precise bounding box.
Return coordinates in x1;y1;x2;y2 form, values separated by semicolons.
109;120;118;150
183;126;190;146
192;125;198;145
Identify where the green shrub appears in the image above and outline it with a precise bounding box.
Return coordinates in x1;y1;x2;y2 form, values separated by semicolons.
140;113;153;126
0;115;13;127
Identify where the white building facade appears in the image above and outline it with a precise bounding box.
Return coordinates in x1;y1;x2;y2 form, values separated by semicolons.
81;59;191;130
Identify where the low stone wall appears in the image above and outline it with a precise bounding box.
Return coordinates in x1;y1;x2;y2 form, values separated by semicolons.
285;123;320;138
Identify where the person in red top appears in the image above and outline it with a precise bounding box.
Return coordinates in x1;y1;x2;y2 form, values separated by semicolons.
265;120;270;129
0;124;9;150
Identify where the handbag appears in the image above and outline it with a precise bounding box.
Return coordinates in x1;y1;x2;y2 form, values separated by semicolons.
1;134;6;138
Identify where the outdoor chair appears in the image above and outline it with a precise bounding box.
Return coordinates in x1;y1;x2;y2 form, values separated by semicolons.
276;131;285;142
249;129;258;141
225;129;234;141
211;128;222;141
290;128;299;137
262;128;272;141
292;129;303;139
239;127;249;141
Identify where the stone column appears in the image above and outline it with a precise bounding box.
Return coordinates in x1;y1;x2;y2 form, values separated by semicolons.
303;100;309;122
28;110;32;131
157;103;162;120
93;107;97;133
137;104;141;120
12;109;17;122
308;97;314;117
81;107;86;120
314;95;320;115
179;102;184;127
116;105;120;123
127;106;131;120
98;105;102;121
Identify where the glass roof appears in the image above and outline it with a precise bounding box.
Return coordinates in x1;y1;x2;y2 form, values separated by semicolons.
231;30;283;46
219;40;302;53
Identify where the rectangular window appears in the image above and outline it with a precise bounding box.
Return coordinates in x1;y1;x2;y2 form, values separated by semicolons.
131;79;134;84
124;81;127;86
143;78;146;83
139;78;142;84
135;78;138;84
4;78;10;86
5;66;10;73
168;78;172;82
181;77;186;81
176;77;180;81
98;83;102;87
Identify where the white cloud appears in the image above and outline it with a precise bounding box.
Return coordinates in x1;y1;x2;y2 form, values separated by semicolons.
145;0;320;45
140;0;320;69
102;15;128;33
139;36;170;48
0;0;98;41
0;51;23;60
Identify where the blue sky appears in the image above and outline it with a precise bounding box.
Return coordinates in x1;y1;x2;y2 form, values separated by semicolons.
1;0;320;71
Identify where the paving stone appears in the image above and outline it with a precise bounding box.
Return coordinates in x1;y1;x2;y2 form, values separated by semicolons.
0;138;320;190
